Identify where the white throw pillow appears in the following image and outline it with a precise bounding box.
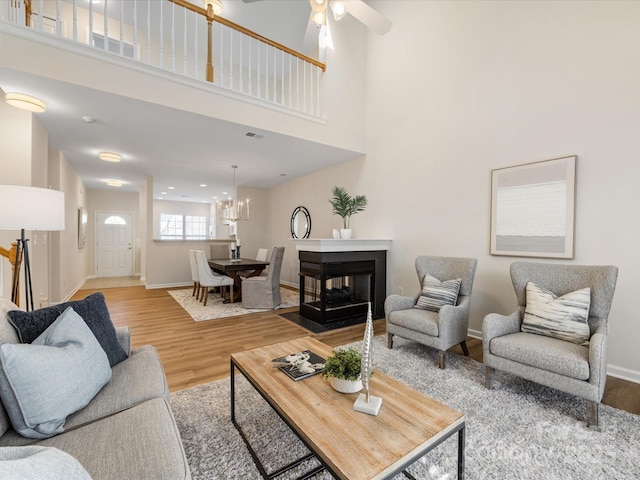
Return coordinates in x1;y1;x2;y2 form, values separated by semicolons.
521;282;591;345
414;274;462;312
0;307;112;439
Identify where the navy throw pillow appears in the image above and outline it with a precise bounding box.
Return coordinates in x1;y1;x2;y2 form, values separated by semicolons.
7;292;127;367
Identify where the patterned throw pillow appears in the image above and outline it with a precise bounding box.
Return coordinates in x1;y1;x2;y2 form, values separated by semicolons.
521;282;591;345
414;274;462;312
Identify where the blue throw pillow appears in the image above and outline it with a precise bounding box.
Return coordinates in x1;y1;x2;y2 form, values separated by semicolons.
0;307;112;439
0;446;93;480
7;292;126;366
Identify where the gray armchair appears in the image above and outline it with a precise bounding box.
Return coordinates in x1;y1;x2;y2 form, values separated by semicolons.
385;256;478;368
483;262;618;430
241;247;284;309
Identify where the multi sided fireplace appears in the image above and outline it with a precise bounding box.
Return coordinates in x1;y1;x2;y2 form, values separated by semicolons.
294;240;391;326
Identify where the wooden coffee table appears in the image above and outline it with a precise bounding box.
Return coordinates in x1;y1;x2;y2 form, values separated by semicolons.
230;337;465;479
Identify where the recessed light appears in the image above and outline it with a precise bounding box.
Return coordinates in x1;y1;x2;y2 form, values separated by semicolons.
5;92;46;113
222;191;228;195
82;116;97;124
161;191;167;195
200;184;207;187
99;152;121;162
168;186;175;190
106;179;123;187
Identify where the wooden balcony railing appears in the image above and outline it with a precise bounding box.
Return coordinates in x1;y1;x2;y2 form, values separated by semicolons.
3;0;326;116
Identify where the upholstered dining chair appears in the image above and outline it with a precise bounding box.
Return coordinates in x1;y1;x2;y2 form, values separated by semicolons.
483;262;618;430
210;243;230;260
188;249;201;298
385;256;478;369
239;248;270;279
242;247;285;309
256;248;269;262
194;250;234;305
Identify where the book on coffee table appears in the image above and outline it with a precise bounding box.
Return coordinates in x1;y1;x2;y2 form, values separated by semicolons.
272;350;325;381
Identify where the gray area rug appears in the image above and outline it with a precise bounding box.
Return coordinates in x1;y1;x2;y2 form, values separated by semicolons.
170;336;640;479
168;287;298;321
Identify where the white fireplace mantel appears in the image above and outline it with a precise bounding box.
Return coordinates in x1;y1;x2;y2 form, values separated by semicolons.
292;238;392;252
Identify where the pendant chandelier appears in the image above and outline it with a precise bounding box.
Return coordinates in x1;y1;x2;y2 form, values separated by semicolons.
217;165;250;222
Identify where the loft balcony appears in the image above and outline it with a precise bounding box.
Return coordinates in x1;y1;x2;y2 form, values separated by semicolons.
0;0;326;118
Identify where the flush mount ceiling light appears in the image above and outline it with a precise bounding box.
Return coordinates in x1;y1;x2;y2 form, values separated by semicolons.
99;152;121;162
106;179;123;187
204;0;222;15
5;92;46;113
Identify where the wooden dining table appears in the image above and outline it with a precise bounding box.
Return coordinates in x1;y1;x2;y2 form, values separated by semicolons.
208;258;270;303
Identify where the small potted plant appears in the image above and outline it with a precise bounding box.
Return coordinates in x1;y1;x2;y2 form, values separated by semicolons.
329;186;367;239
322;346;363;393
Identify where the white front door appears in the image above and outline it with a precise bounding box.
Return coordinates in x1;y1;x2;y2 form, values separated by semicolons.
96;212;133;277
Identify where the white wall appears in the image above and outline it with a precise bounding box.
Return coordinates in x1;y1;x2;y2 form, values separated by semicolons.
270;0;640;380
48;150;89;303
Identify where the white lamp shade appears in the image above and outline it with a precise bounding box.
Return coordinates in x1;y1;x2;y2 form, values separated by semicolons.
0;185;65;231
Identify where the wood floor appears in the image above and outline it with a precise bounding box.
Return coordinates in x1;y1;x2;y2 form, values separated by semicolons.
72;284;640;416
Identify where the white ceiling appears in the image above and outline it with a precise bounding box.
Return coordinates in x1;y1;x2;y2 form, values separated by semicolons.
1;0;363;203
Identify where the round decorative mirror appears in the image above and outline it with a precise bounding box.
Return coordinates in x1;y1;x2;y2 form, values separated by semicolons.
291;206;311;239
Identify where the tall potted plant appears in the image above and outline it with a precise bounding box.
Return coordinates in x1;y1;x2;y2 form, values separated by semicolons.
329;186;367;239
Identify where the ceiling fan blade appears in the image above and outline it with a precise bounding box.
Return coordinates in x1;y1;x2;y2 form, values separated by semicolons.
346;0;392;35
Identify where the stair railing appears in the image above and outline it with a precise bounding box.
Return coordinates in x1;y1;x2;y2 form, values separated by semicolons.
2;0;326;117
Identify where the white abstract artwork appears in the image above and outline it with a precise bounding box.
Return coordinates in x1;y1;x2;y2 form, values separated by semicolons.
491;156;576;258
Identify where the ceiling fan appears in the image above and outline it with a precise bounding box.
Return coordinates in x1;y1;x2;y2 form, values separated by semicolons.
242;0;392;36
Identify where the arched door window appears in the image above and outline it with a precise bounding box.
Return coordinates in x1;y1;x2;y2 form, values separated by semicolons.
104;215;126;225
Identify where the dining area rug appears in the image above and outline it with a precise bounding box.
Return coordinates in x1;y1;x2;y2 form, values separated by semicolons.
170;336;640;479
168;287;298;321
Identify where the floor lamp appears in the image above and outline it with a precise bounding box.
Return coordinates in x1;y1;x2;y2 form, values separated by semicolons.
0;185;65;311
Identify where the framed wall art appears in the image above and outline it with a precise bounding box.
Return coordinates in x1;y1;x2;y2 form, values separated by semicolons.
78;207;88;249
490;155;576;259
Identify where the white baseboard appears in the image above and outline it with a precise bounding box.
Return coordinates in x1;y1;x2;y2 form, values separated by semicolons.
468;328;482;340
145;282;191;290
466;328;640;384
280;280;298;289
61;277;90;303
607;364;640;384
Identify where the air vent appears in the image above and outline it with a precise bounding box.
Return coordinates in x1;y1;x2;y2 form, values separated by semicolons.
245;132;264;139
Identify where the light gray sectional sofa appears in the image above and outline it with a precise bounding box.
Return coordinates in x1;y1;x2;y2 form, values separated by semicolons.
0;295;191;480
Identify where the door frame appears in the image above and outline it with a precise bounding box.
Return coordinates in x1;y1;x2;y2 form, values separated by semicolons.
95;210;135;278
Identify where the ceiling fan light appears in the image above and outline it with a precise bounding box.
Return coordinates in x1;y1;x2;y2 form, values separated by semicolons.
99;151;122;162
309;0;326;12
5;92;46;113
312;9;327;26
204;0;222;16
329;0;347;21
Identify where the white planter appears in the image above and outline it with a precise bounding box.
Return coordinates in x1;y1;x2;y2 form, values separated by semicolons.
340;228;353;239
329;376;363;394
332;229;341;239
